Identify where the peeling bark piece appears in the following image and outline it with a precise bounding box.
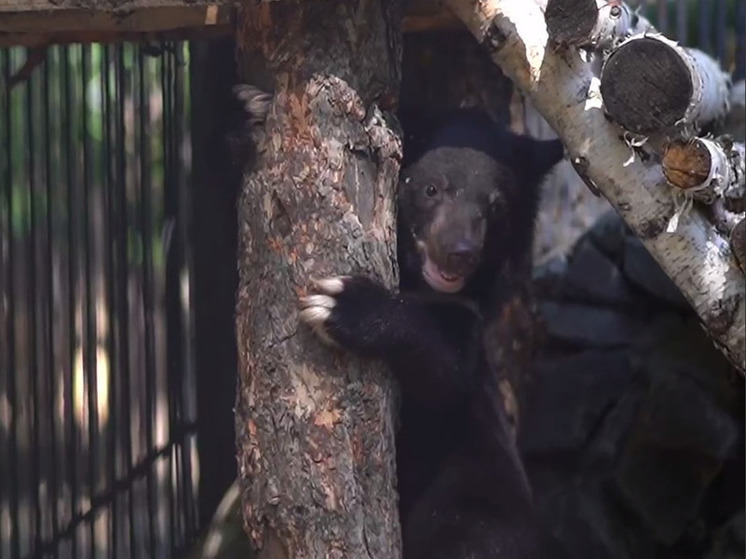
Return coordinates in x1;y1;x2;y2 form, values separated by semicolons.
234;2;403;557
731;219;745;274
722;140;746;214
601;35;731;135
710;198;744;240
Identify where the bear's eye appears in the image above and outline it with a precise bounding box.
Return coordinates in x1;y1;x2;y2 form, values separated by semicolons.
424;184;438;198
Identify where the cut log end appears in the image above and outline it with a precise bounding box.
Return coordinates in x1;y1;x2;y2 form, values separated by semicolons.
545;0;598;46
662;139;712;190
545;0;640;50
601;36;693;134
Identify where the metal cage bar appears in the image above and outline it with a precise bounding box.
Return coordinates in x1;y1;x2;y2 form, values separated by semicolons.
0;41;198;559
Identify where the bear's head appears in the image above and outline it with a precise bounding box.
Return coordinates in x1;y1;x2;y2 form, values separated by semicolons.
397;110;564;295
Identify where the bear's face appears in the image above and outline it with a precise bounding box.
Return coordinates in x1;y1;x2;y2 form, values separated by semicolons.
398;145;517;294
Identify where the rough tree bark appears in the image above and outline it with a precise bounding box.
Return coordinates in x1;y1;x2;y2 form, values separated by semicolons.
443;0;746;374
233;1;403;558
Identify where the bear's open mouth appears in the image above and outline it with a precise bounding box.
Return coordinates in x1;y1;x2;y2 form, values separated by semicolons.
422;257;465;293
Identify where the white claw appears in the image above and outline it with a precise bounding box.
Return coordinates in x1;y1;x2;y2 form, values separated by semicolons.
310;276;347;295
232;84;272;121
299;304;332;326
298;307;339;348
298;276;349;348
299;294;337;311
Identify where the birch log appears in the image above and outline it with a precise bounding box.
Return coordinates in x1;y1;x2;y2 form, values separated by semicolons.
661;137;745;205
545;0;653;50
601;35;731;135
233;1;403;557
443;0;746;373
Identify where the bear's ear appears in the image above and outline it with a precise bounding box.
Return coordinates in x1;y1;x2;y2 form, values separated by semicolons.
509;134;565;183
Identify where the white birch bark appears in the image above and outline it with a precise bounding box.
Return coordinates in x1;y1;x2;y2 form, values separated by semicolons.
443;0;746;373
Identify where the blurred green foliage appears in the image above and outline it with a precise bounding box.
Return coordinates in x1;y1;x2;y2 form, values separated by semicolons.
0;42;191;271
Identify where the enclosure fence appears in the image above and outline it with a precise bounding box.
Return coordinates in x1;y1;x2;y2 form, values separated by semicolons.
0;42;199;559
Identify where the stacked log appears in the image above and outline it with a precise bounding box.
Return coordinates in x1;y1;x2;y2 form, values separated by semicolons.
443;0;745;373
592;4;743;279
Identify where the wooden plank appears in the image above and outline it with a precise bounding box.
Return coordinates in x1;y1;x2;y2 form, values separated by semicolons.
0;0;230;11
0;1;460;46
0;3;234;46
0;5;233;33
0;24;233;47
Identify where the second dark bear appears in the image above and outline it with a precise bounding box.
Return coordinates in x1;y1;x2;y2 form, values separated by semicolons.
300;107;565;558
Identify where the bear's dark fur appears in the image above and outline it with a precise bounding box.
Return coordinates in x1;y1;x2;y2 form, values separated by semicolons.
299;106;565;558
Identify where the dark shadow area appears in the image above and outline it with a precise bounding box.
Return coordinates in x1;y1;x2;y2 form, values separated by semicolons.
190;38;242;529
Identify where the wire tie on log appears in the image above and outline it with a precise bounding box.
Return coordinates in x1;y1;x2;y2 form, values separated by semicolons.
667;180;713;233
622;131;648;166
666;139;723;233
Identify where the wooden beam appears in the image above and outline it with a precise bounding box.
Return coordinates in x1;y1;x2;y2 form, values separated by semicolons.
0;0;461;47
0;24;233;48
0;2;234;47
0;0;228;11
0;5;233;33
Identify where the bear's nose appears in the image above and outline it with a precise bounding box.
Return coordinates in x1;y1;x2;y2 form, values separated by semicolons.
446;241;478;273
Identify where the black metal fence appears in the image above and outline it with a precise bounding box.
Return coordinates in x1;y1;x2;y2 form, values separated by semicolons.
0;42;198;559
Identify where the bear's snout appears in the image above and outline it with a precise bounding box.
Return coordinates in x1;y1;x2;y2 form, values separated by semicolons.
445;240;479;276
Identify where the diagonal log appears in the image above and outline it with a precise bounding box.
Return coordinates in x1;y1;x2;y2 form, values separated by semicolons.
443;0;745;373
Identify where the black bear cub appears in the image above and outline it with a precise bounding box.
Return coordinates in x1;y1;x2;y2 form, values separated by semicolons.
299;106;564;559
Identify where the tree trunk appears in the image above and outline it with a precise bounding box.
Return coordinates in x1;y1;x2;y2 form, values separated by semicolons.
443;0;746;374
233;2;403;558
